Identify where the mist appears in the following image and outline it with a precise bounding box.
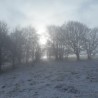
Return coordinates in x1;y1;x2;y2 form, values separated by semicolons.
0;0;98;98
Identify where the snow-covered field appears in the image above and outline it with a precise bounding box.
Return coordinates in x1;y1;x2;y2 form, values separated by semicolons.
0;60;98;98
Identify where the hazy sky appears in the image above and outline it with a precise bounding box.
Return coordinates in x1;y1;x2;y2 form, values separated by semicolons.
0;0;98;33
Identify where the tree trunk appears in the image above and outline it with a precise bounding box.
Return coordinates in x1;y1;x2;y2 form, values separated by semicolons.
12;55;15;68
55;53;59;60
0;61;2;72
87;53;92;60
55;49;58;60
0;49;2;72
76;52;80;61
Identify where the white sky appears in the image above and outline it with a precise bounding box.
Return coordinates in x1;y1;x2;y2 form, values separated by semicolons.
0;0;98;44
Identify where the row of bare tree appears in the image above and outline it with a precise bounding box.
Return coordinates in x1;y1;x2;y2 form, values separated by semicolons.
0;20;98;71
0;21;41;71
47;21;98;60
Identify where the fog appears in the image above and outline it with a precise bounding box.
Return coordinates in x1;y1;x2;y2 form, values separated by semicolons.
0;0;98;98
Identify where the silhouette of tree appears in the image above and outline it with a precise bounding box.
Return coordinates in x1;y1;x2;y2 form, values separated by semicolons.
63;21;89;60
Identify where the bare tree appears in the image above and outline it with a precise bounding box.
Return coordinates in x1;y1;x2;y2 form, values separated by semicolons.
22;26;38;63
0;21;9;71
83;28;98;59
47;25;71;60
47;25;64;60
65;21;88;60
10;28;25;66
9;26;39;67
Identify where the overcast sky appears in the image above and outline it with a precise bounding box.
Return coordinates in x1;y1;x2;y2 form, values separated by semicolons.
0;0;98;33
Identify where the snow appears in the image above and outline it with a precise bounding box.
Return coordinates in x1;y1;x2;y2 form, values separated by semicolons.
0;60;98;98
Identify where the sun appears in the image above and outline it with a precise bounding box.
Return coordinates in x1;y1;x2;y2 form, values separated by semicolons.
39;35;47;45
36;25;48;46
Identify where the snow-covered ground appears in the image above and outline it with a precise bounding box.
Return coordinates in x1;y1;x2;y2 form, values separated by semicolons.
0;60;98;98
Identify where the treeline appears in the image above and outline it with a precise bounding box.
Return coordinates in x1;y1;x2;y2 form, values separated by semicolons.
0;21;41;71
0;20;98;72
47;21;98;60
